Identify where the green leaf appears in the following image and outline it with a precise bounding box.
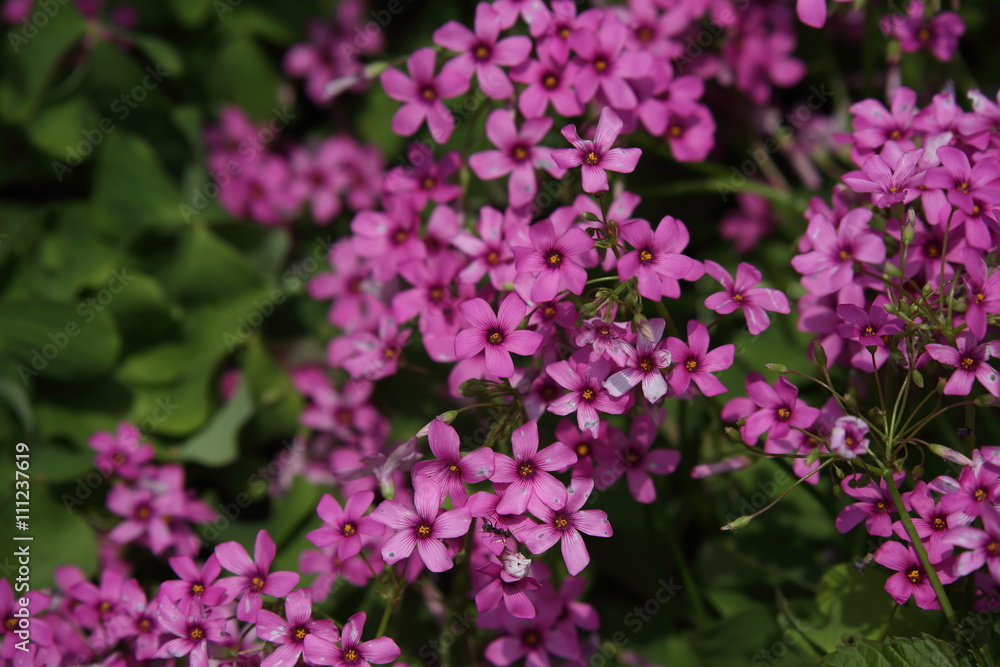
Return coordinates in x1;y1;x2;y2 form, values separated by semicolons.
158;226;262;305
127;32;185;76
91;132;183;232
168;0;214;26
176;377;255;466
208;38;281;121
0;5;87;123
25;96;98;159
821;634;973;667
0;301;121;383
242;338;302;444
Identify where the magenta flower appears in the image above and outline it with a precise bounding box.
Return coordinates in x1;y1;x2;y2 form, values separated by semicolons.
510;47;582;118
491;420;578;514
433;2;532;99
568;13;650;109
469;110;563;207
960;248;1000;339
843;148;925;208
0;580;52;662
154;599;228;666
475;561;541;619
379;47;470;143
665;320;735;397
704;261;790;335
835;473;904;537
617;215;699;300
741;376;820;444
161;555;227;607
882;0;965;61
938;463;1000;519
216;529;301;622
923;146;1000;215
593;414;679;503
484;600;581;666
604;317;671;403
454;293;543;378
512;218;593;302
522;478;612;575
303;612;401;667
371;481;472;572
88;422;153;479
452;206;523;290
945;510;1000;581
897;481;971;564
848;86;919;153
659;102;716;162
546;358;633;437
574;318;631;366
550;107;642;193
835;295;904;347
257;589;340;667
791;208;886;296
307;490;385;561
827;416;871;459
874;540;956;610
412;418;496;507
926;333;1000;398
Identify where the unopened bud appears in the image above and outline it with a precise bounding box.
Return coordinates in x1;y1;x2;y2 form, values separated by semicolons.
766;363;789;374
580;211;601;222
901;209;917;246
634;315;654;342
928;443;974;468
976;393;999;406
722;515;753;531
883;263;902;278
813;339;828;368
459;379;488;397
912;369;924;388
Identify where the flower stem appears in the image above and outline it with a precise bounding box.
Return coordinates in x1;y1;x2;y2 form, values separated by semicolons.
881;471;959;633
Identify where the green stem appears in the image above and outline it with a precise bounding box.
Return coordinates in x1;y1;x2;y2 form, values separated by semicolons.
375;588;396;638
964;402;976;458
663;516;710;631
882;471;958;632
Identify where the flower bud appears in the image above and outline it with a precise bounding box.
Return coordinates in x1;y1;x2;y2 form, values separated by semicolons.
813;339;828;368
927;443;974;468
765;363;789;374
721;515;753;531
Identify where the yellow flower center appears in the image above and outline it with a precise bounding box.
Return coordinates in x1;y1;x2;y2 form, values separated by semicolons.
906;568;921;584
961;357;975;370
417;524;432;538
190;627;205;640
547;252;563;265
582;388;596;401
554;517;568;529
342;523;357;537
584;151;600;165
251;577;265;592
488;331;503;345
518;463;534;477
685;359;697;371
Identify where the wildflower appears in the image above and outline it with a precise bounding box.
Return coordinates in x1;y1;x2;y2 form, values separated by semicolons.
256;589;341;667
371;481;472;572
454;293;543;378
215;530;300;622
303;612;401;667
307;490;385;560
491;420;577;514
703;261;790;335
550;106;642;193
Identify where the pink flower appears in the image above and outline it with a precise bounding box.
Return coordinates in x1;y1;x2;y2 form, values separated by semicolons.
215;529;301;622
154;599;228;666
484;600;581;666
433;2;532;99
617;215;699;300
835;473;903;537
454;293;543;378
412;418;496;507
257;589;341;667
843;149;925;208
923;146;1000;216
303;612;401;667
926;333;1000;398
371;481;472;572
568;13;650;109
945;510;1000;581
666;321;735;397
550;107;642;193
380;47;470;143
791;208;886;296
307;490;385;560
469;110;563;207
827;416;870;459
491;420;578;514
874;540;956;610
896;481;971;564
704;261;790;335
546;358;633;436
512;218;593;302
160;555;227;607
88;422;153;479
522;478;612;575
593;414;679;503
741;376;821;444
510;46;582;118
475;561;540;619
604;318;671;403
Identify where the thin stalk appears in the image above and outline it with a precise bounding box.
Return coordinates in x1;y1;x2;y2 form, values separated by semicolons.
882;472;958;632
663;514;710;631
